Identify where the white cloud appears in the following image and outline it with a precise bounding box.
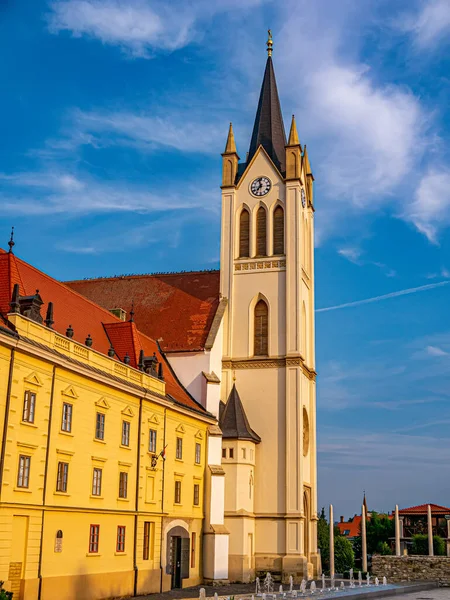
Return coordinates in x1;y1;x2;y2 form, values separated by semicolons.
47;0;266;57
405;168;450;243
426;345;449;357
64;108;226;154
0;168;218;216
338;247;362;264
273;1;430;243
399;0;450;49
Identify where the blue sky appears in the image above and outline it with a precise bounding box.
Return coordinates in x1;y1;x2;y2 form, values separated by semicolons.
2;0;450;518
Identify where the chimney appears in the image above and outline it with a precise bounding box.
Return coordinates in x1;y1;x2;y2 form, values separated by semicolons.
340;516;344;523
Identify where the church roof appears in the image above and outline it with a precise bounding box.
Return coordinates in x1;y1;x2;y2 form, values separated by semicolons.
0;248;206;414
65;270;221;353
247;56;286;174
219;384;261;443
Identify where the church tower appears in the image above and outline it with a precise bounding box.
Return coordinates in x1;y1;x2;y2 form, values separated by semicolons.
220;32;319;581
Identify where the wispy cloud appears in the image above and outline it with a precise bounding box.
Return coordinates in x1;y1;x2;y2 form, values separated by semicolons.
338;246;396;277
404;168;450;243
0;168;217;216
316;280;450;313
398;0;450;50
47;0;266;58
49;108;227;155
426;345;449;357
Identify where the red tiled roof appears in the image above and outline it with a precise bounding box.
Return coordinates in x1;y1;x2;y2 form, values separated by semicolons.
0;250;205;414
399;504;450;515
65;271;220;352
337;516;362;539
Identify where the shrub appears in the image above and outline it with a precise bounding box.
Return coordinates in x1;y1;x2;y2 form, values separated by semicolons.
335;536;355;574
0;581;13;600
376;541;392;555
411;534;446;556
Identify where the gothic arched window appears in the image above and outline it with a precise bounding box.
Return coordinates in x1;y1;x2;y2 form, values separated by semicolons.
273;206;284;255
239;208;250;258
254;299;268;356
256;207;267;256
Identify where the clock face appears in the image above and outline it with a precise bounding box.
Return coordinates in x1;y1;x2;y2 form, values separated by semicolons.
301;188;306;208
250;176;271;197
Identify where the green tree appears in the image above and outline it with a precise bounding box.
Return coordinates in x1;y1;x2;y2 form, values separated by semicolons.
366;512;394;554
317;507;330;572
411;534;446;556
335;536;355;573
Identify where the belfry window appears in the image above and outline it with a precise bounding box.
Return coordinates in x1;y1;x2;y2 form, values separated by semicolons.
273;206;284;255
254;299;268;356
239;208;250;258
256;207;267;256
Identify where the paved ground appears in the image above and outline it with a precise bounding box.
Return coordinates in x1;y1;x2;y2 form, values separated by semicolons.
136;583;448;600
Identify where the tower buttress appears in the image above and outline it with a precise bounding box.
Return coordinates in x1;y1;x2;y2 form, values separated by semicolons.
286;115;302;181
222;123;240;188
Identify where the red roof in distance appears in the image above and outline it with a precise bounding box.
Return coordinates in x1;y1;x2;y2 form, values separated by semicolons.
65;271;220;353
399;503;450;515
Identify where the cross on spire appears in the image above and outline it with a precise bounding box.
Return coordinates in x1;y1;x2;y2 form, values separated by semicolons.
8;227;15;254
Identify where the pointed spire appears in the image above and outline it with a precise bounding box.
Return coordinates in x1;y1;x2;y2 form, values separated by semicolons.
224;123;238;155
247;33;286;173
303;145;313;177
158;360;164;381
138;349;144;371
287;115;300;146
8;227;15;254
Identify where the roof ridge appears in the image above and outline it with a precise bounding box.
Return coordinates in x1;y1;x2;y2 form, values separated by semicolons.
65;269;220;283
10;253;127;324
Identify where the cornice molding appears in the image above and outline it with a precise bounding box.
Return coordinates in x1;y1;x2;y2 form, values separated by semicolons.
222;356;316;380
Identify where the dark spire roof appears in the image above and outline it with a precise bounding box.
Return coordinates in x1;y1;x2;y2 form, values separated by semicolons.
219;384;261;443
247;56;286;174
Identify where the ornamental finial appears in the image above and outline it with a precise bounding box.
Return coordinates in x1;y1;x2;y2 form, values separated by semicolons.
8;227;14;253
267;29;273;57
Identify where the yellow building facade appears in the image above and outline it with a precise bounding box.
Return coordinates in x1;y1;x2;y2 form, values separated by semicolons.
0;312;215;600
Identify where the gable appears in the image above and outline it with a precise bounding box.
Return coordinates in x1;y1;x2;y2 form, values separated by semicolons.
237;147;285;209
24;371;43;387
62;385;78;399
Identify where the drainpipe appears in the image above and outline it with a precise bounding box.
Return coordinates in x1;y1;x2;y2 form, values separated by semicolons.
133;397;143;597
38;365;56;600
159;407;167;593
0;348;15;497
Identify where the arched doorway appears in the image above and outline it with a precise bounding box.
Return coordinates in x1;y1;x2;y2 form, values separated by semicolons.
166;525;190;589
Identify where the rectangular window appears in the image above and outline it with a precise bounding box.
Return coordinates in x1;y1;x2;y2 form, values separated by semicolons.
149;429;157;453
176;437;183;460
116;526;126;552
242;448;247;459
22;390;36;423
56;461;69;492
222;448;226;459
92;468;102;496
95;412;105;440
195;443;201;464
143;521;154;560
174;480;181;504
89;524;99;553
61;402;73;432
193;483;200;506
191;532;196;568
119;471;128;499
229;448;234;459
121;421;130;446
17;455;30;488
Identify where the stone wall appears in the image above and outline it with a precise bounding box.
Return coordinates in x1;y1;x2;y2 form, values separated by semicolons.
372;555;450;586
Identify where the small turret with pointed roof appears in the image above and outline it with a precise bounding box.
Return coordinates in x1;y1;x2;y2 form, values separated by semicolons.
302;144;314;207
286;114;302;180
222;122;240;187
219;384;261;443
